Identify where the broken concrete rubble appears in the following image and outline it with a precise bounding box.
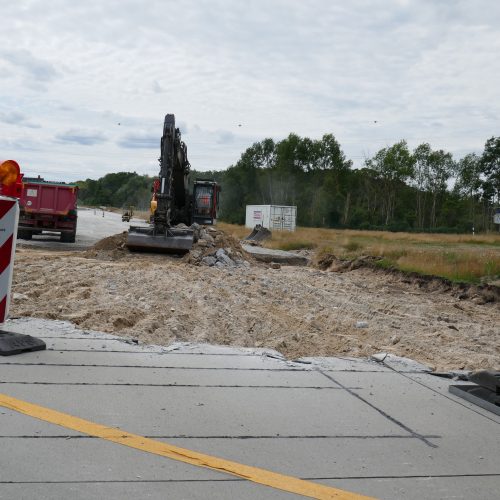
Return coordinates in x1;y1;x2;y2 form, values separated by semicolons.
201;256;216;266
241;244;309;266
183;227;253;267
199;247;250;268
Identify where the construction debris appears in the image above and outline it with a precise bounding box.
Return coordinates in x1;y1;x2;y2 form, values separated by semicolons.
450;370;500;416
184;224;253;267
82;225;253;268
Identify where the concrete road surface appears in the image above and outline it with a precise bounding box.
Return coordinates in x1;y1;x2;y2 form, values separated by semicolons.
1;318;499;499
16;208;147;251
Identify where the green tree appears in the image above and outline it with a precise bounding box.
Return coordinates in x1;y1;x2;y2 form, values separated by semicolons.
366;141;415;225
425;149;455;228
481;136;500;206
412;143;431;228
454;153;482;230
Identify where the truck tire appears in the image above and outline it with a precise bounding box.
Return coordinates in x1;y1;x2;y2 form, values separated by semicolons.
18;230;32;240
60;232;76;243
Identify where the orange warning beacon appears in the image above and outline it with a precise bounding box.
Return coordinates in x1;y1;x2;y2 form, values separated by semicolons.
0;160;23;198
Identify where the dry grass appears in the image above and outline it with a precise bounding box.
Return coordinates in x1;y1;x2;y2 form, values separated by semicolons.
395;249;499;282
218;223;500;283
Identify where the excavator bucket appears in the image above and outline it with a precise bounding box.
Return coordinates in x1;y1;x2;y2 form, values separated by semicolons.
126;225;194;253
244;224;272;242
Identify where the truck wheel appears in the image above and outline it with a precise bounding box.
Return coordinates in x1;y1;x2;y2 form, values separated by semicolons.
60;232;76;243
18;230;32;240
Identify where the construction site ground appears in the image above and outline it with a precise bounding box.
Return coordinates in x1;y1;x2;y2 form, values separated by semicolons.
2;208;498;499
11;209;500;373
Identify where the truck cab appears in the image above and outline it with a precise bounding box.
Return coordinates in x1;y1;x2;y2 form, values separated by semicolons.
192;180;220;225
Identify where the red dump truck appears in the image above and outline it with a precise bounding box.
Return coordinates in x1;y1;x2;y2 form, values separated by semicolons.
17;177;79;243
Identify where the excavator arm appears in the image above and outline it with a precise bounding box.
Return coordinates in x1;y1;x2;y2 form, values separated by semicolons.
126;114;194;253
154;114;191;230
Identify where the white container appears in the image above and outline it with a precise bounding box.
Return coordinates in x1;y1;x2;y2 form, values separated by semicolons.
245;205;296;231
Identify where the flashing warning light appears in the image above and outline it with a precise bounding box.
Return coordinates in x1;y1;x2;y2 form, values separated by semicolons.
0;160;20;186
0;160;23;198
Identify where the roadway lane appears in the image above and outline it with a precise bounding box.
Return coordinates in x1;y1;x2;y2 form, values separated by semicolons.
16;208;148;251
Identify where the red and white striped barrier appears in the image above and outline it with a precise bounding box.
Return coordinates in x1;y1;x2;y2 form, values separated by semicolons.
0;159;46;355
0;195;19;324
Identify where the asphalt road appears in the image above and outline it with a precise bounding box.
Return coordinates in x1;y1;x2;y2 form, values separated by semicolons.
16;208;147;251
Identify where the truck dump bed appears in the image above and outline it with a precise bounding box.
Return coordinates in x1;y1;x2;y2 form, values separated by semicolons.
21;179;78;214
18;178;78;242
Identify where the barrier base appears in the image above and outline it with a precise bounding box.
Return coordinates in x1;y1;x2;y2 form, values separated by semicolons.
0;331;46;356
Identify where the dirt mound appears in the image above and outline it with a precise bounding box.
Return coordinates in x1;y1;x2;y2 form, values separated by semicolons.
314;253;381;272
382;268;500;305
83;226;254;267
314;251;500;304
83;232;129;260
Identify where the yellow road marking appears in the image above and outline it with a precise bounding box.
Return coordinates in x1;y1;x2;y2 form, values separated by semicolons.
0;392;377;499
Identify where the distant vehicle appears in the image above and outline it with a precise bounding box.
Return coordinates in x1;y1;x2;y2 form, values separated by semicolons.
122;205;135;222
18;177;79;243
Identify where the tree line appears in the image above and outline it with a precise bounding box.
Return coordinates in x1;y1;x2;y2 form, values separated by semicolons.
77;135;500;233
76;172;154;210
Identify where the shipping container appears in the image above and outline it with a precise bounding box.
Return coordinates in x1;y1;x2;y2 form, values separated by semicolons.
18;177;78;242
245;205;296;231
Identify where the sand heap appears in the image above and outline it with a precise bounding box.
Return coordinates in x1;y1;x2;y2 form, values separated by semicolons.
83;232;129;260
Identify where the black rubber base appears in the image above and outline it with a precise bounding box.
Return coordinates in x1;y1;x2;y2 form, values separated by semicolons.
0;331;46;356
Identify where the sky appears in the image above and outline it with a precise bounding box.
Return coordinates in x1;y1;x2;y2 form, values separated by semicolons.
0;0;499;182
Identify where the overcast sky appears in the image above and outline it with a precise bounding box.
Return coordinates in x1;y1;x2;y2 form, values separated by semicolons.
1;0;499;182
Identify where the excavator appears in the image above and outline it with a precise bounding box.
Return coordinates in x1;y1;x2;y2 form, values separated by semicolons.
126;114;219;253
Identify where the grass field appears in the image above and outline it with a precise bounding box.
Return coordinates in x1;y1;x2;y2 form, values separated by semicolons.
218;223;500;284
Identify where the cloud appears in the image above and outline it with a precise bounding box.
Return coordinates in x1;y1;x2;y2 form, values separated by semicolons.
56;129;108;146
1;0;499;178
117;133;159;149
0;136;44;152
216;130;236;145
1;48;58;82
0;111;41;128
152;80;164;93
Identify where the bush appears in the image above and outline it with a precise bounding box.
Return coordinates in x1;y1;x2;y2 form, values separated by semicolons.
343;240;364;252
